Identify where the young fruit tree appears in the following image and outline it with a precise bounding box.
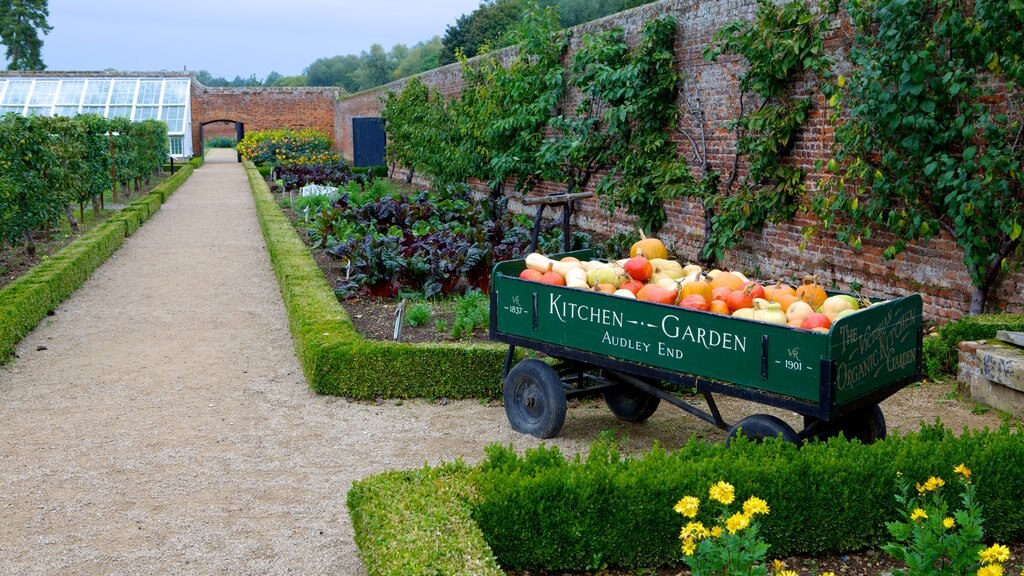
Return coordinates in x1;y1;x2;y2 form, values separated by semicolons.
814;0;1023;314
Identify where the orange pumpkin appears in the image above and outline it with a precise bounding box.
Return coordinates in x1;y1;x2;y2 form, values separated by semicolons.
637;284;678;305
710;271;745;292
709;300;730;315
795;275;827;309
773;292;800;313
681;276;713;303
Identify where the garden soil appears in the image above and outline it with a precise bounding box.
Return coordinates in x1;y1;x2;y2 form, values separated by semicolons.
0;149;1009;575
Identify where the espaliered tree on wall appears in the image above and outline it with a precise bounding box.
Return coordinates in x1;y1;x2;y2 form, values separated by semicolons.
700;0;836;263
539;14;691;235
814;0;1023;314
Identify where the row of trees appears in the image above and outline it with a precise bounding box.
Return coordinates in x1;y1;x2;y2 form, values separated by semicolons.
383;0;1023;314
0;113;167;253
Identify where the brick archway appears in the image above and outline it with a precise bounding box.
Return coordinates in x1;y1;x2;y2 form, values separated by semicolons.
190;82;344;160
198;119;245;161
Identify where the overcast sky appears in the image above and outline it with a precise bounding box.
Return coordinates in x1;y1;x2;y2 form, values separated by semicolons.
40;0;483;80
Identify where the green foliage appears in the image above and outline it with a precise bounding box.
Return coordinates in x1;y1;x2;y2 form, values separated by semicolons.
701;0;835;262
440;0;528;64
244;161;512;400
236;128;335;167
540;16;690;234
203;136;236;148
450;291;489;338
679;481;771;576
0;0;51;70
405;302;431;327
0;113;167;252
468;425;1024;571
815;0;1024;314
347;464;504;576
881;468;987;576
924;314;1024;379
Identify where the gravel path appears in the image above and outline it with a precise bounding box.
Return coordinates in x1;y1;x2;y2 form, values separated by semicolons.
0;150;1005;575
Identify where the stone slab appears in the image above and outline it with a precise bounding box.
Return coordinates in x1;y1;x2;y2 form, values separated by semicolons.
996;330;1024;348
977;342;1024;392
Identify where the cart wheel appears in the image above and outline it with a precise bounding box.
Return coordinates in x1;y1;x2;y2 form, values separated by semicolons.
726;414;801;446
603;379;660;423
504;359;567;439
807;404;886;444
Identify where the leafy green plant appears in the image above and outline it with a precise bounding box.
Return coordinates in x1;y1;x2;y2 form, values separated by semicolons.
450;290;489;338
881;465;1010;576
814;0;1023;314
405;302;432;327
204;136;236;148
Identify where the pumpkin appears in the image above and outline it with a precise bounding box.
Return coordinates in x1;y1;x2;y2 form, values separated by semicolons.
709;300;730;315
519;269;543;281
724;287;755;312
763;280;796;301
681;276;713;303
795;275;827;309
710;271;745;292
539;270;566;286
800;312;832;331
679;294;710;311
630;229;669;260
637;283;677;305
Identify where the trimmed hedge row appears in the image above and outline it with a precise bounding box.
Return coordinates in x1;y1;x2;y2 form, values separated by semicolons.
347;464;504;576
243;162;511;399
924;314;1024;380
348;425;1024;574
0;162;196;359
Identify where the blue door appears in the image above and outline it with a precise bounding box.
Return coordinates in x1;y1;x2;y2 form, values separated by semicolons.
352;117;385;167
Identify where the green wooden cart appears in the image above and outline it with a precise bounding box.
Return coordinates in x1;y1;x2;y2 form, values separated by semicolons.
489;250;923;443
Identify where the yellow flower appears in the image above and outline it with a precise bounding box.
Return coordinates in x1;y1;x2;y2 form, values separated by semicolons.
910;508;929;521
709;481;736;505
674;496;700;518
977;564;1004;576
943;517;956;529
916;476;946;493
726;512;750;534
709;526;723;538
772;559;787;572
680;521;709;540
743;496;770;516
821;573;836;576
979;544;1011;565
777;571;798;576
682;536;696;556
954;464;972;479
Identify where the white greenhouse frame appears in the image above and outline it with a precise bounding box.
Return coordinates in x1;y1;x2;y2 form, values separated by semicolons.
0;75;193;159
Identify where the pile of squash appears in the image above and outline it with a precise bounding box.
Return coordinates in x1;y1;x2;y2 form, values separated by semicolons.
517;232;873;333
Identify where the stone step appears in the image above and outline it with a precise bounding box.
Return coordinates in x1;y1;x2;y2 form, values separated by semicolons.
997;330;1024;348
978;342;1024;393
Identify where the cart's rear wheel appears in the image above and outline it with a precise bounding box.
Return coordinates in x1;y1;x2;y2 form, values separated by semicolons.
726;414;801;446
806;404;886;444
504;359;567;439
602;377;660;423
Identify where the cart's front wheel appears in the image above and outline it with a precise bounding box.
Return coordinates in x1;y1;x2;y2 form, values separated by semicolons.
726;414;801;446
504;359;567;439
602;377;660;423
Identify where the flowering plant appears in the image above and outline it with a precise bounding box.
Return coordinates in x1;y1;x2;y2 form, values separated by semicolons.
882;464;1013;576
675;480;802;576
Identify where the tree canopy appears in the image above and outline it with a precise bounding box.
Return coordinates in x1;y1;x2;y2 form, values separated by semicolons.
0;0;51;70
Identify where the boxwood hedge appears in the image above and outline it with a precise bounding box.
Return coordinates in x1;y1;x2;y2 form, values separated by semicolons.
0;164;195;359
244;162;511;399
349;424;1024;574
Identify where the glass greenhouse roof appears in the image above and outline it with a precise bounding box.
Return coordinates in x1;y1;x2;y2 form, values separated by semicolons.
0;75;193;157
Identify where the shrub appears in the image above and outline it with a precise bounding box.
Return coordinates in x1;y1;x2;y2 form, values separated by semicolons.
204;136;236;148
236;128;334;167
405;302;431;327
468;424;1024;571
924;314;1024;380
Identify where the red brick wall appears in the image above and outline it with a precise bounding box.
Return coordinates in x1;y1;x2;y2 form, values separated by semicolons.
331;0;1023;320
190;84;342;156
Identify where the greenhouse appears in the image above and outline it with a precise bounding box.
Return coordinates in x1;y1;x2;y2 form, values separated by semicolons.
0;73;193;158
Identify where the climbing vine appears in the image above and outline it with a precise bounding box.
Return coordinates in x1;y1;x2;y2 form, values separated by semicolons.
701;0;836;262
813;0;1023;314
